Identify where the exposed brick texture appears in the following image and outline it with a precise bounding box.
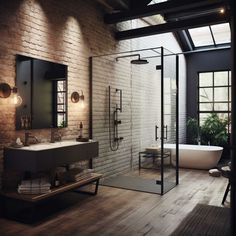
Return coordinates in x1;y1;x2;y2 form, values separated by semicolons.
0;0;187;187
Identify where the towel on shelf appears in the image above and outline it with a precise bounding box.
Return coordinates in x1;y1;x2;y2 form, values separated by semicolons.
18;177;51;195
67;168;94;182
18;189;51;194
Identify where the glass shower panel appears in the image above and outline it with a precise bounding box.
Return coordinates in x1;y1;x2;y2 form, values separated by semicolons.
92;54;133;176
162;49;179;193
91;47;178;195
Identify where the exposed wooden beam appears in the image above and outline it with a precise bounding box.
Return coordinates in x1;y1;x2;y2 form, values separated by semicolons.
115;13;229;40
104;0;228;24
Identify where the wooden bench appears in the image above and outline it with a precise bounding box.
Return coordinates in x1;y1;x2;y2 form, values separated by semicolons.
0;173;102;202
0;173;102;223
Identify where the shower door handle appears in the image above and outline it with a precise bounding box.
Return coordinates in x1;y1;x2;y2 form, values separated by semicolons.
164;125;168;140
155;125;159;140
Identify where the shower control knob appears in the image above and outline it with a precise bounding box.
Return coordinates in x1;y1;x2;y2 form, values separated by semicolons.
114;120;122;125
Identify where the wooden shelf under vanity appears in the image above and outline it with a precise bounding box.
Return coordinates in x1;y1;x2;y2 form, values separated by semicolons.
0;173;102;202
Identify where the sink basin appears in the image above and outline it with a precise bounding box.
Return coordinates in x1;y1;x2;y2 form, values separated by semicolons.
4;140;98;172
20;140;93;151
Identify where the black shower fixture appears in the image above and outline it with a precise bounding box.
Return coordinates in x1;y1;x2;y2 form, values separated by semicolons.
115;54;149;65
130;55;149;65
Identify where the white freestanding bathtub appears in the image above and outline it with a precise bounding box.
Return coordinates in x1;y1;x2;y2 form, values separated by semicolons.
164;144;223;170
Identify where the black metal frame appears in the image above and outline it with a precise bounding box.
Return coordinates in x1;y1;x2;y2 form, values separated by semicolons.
197;70;231;135
230;1;236;235
89;57;93;169
0;178;100;223
90;46;179;195
73;178;100;196
160;48;179;195
138;151;171;171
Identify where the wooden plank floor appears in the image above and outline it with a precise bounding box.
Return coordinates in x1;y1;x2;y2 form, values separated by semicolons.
0;169;229;236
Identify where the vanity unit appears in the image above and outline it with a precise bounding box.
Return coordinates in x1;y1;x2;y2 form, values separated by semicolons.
4;140;99;172
1;140;101;222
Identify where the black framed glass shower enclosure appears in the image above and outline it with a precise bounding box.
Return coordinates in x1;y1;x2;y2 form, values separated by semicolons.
90;46;179;195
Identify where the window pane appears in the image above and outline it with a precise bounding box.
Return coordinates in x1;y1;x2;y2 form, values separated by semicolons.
214;71;228;86
199;103;213;111
214;87;228;101
199;113;211;125
57;113;66;127
216;113;228;121
189;26;214;47
199;72;213;87
57;104;65;112
229;71;231;85
211;23;231;44
57;81;65;91
214;103;229;111
199;88;213;102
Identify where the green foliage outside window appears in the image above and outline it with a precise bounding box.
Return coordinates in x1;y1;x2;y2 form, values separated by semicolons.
187;113;228;146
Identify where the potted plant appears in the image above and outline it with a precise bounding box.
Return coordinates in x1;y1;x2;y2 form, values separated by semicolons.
187;117;200;144
200;113;228;146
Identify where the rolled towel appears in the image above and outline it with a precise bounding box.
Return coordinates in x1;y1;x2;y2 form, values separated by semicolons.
209;168;221;177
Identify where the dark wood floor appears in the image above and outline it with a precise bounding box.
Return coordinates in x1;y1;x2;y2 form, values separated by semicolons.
0;169;229;236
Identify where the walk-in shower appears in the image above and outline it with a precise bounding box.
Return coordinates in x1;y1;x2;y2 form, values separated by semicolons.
90;46;179;195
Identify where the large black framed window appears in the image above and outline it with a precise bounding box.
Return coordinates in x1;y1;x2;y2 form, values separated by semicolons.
198;70;231;132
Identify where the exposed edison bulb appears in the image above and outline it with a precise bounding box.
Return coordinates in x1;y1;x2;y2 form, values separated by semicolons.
80;99;85;109
219;8;225;14
12;93;22;106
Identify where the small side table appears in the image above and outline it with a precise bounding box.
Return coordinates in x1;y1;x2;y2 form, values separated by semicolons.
138;150;171;170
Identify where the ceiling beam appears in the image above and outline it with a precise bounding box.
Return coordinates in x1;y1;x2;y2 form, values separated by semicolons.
115;13;229;40
163;2;229;21
104;0;228;24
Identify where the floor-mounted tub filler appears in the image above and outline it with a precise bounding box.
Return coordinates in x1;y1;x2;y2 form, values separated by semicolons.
164;144;223;170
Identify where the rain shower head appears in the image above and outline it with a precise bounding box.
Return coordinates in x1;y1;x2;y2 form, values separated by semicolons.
130;57;149;65
115;54;149;65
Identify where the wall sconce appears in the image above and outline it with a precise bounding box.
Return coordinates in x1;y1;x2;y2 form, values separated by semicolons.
0;82;22;106
71;90;85;108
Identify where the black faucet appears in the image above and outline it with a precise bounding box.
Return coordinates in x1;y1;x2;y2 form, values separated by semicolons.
24;132;39;146
50;128;62;143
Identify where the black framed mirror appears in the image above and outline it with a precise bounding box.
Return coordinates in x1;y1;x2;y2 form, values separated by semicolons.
16;55;68;130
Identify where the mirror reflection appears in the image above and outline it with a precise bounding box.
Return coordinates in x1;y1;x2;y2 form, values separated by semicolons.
16;55;68;130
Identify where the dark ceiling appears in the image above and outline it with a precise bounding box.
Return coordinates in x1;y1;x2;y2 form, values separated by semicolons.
96;0;231;52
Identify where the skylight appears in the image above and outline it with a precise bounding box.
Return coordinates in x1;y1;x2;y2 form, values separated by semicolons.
211;23;231;44
189;26;214;47
188;23;231;48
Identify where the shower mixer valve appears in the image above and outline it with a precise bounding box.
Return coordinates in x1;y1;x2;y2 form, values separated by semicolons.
114;137;124;142
114;120;122;125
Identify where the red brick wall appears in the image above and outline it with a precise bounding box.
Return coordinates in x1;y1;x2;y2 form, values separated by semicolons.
0;0;186;189
0;0;130;188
